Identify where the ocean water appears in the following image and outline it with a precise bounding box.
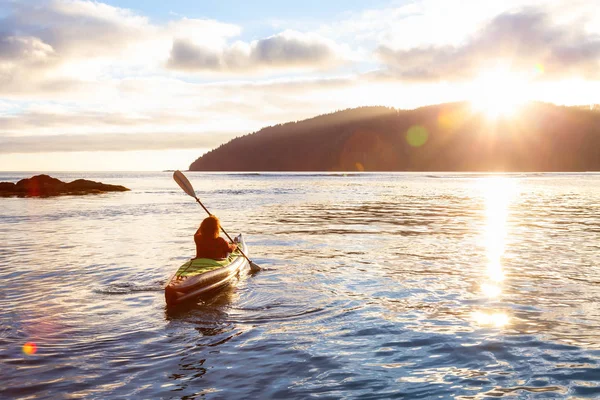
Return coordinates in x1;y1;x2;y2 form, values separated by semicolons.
1;171;599;399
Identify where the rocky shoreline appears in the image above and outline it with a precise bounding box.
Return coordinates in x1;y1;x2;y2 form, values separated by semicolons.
0;175;130;197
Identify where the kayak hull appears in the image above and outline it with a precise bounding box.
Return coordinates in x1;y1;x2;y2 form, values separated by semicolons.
165;234;249;306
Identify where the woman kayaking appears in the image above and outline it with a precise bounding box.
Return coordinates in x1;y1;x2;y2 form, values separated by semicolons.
194;215;237;260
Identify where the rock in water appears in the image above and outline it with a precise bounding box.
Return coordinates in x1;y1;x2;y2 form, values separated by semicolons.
0;175;130;197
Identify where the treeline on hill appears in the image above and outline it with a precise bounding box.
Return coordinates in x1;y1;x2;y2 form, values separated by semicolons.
189;102;600;171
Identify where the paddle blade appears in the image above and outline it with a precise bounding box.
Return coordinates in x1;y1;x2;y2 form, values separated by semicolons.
173;170;197;198
249;261;261;272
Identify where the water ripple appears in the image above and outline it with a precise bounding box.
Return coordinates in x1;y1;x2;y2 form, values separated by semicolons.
1;172;599;399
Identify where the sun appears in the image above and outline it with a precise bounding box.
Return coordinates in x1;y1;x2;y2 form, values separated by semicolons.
469;67;530;118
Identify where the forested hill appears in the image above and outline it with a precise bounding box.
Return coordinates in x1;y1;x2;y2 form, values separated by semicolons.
189;102;600;172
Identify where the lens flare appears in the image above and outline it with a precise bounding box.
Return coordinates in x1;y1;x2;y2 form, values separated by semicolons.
23;342;37;355
534;63;544;75
437;109;465;131
406;125;429;147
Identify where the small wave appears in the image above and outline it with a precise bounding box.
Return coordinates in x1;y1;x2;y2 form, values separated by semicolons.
224;172;363;178
210;189;267;196
231;305;329;324
93;280;166;294
224;173;263;176
480;385;567;396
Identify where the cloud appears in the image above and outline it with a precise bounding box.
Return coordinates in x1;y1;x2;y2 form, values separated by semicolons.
0;35;56;64
0;0;152;96
0;1;347;98
167;30;342;73
0;1;242;96
3;0;152;58
376;9;600;81
165;17;240;49
0;109;190;130
0;132;240;153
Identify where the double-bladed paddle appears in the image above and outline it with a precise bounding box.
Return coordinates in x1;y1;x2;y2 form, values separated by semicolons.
173;170;261;272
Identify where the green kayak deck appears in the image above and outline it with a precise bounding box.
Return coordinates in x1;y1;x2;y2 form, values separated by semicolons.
174;250;242;277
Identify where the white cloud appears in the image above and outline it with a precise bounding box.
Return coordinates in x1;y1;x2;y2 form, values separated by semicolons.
5;0;154;59
0;35;56;64
166;17;241;50
0;1;348;98
167;30;343;73
0;131;239;153
0;74;363;137
0;149;211;171
376;9;600;81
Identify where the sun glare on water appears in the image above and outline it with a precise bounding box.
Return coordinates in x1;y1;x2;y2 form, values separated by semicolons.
469;67;530;118
470;177;518;329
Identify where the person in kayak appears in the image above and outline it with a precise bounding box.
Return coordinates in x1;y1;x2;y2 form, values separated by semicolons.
194;215;237;260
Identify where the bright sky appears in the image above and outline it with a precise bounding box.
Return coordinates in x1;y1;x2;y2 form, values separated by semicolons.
1;0;599;171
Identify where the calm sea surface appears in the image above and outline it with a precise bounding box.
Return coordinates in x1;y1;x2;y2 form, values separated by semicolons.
1;172;599;399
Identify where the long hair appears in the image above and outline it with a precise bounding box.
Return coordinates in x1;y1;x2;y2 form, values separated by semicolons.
200;215;220;239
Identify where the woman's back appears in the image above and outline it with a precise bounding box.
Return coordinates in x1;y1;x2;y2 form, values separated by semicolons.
194;234;233;260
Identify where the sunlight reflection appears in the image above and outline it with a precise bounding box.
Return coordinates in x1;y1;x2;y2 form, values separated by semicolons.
481;283;501;298
482;177;517;286
472;177;518;326
472;311;509;327
487;259;504;283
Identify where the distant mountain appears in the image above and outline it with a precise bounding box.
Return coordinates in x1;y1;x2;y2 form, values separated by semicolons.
189;102;600;172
